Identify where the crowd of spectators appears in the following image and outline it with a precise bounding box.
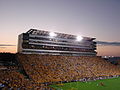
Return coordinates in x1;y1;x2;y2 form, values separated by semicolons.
1;53;120;89
0;65;53;89
17;54;120;84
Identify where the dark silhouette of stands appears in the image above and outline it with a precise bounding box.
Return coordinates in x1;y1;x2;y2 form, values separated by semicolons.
0;53;18;66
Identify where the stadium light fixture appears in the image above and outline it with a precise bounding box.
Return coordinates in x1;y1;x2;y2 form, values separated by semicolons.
104;56;107;58
76;36;83;41
49;32;57;37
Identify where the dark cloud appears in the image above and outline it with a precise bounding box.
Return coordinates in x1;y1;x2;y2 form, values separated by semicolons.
97;41;120;46
0;44;16;46
0;47;6;48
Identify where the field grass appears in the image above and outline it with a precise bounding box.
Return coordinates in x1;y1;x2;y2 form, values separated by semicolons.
49;77;120;90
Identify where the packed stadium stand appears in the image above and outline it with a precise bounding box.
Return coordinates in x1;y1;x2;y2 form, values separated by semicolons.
0;66;51;89
17;54;120;83
0;29;120;89
1;53;120;89
0;53;52;89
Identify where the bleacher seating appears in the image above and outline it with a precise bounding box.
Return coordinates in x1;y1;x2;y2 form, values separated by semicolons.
17;54;120;83
1;53;120;89
0;66;51;89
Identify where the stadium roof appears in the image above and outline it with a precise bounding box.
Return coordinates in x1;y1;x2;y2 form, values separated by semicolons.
26;29;96;40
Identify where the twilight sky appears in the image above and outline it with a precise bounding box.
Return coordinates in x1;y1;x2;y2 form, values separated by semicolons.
0;0;120;56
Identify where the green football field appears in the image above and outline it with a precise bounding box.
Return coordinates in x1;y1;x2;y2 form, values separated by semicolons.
49;77;120;90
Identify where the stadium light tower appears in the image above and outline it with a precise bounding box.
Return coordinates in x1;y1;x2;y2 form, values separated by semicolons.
49;32;57;38
76;36;83;41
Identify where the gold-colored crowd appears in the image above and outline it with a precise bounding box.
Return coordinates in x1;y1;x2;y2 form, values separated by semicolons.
1;54;120;89
0;66;53;89
18;54;120;83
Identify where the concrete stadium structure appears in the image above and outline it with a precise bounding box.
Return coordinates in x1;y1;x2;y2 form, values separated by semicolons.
17;29;97;56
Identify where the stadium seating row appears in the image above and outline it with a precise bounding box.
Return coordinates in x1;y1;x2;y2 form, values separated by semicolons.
0;65;52;89
17;54;120;83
